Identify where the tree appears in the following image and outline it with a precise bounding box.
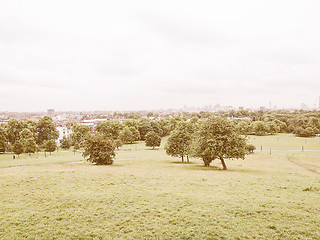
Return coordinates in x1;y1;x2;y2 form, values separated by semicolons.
60;136;71;150
191;118;248;170
267;121;280;135
37;116;59;145
44;139;57;154
236;120;252;135
6;119;26;145
137;119;153;140
20;128;34;140
246;144;256;153
96;120;123;140
13;141;24;156
150;121;164;137
165;128;192;162
252;121;269;136
0;127;7;153
114;139;122;150
23;138;37;156
145;131;161;149
119;126;135;144
294;127;314;137
71;124;90;147
129;126;140;141
83;134;116;165
73;142;81;154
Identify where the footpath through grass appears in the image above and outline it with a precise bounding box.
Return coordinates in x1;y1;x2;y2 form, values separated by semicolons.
0;136;320;239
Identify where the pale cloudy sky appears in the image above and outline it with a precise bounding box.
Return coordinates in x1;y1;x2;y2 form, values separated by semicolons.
1;0;320;112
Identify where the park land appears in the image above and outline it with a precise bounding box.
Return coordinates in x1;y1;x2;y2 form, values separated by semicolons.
0;134;320;239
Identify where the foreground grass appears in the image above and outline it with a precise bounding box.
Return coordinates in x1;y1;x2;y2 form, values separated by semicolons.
0;137;320;239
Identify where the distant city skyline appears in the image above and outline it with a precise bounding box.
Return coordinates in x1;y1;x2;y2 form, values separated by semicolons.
1;0;320;112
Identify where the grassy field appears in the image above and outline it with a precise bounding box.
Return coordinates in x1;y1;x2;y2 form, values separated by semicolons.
0;135;320;239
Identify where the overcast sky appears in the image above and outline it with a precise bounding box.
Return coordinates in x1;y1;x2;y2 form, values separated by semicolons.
1;0;320;112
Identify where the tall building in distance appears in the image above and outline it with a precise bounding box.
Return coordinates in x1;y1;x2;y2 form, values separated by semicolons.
47;109;55;117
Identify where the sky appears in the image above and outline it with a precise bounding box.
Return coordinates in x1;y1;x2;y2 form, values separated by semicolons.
1;0;320;112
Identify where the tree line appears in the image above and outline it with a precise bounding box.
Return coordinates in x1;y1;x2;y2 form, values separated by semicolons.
0;116;58;156
1;110;319;169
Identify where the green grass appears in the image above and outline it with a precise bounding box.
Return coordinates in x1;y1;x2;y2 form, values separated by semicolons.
1;136;320;239
0;150;83;168
248;134;320;169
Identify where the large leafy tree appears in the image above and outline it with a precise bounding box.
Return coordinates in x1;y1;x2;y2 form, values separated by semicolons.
44;139;57;154
137;119;153;140
96;120;123;140
128;126;140;141
0;127;7;153
20;128;34;140
252;121;269;136
83;134;116;165
23;138;37;156
37;116;59;145
145;131;161;149
191;118;248;170
60;136;71;150
119;126;135;144
236;120;252;135
6;119;26;145
13;141;24;156
165;128;192;162
71;124;90;147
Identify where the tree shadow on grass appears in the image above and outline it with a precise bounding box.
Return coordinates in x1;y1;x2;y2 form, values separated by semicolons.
169;161;197;164
186;164;262;173
188;164;222;171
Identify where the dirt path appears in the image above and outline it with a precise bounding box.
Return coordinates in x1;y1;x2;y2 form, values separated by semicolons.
287;157;320;175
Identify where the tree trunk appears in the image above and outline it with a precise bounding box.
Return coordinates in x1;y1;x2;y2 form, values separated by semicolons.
187;155;189;162
203;158;210;167
220;158;227;170
181;155;184;163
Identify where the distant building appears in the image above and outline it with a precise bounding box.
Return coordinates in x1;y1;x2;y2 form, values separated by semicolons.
300;103;309;110
260;106;266;111
56;126;72;146
47;109;55;117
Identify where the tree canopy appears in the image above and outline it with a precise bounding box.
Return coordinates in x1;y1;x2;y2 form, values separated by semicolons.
37;116;59;145
83;134;116;165
165;127;192;162
44;139;57;154
71;124;90;147
145;131;161;149
191;118;248;170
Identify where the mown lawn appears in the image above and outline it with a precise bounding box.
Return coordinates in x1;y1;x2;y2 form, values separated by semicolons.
0;135;320;239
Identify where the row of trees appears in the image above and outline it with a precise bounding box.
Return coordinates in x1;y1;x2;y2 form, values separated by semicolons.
0;117;58;156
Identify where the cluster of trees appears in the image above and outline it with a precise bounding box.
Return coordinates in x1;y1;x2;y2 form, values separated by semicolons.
64;118;167;165
217;110;320;137
0;116;58;156
80;117;250;170
165;117;250;170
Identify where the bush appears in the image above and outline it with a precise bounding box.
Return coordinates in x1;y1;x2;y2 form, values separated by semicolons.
246;144;256;153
